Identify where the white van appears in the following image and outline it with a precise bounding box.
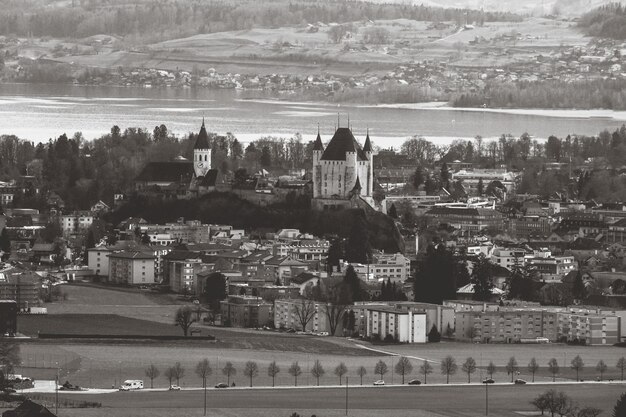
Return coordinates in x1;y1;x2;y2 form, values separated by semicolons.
119;380;143;391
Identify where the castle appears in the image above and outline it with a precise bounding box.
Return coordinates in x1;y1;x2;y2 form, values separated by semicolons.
312;126;375;210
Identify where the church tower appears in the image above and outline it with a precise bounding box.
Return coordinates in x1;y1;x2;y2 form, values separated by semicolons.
193;119;211;177
312;127;324;199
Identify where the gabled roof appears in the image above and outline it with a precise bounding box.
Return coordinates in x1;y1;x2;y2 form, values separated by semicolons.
4;399;57;417
265;255;307;267
320;128;367;161
290;271;318;284
135;161;194;183
108;250;155;260
194;119;211;150
198;169;218;186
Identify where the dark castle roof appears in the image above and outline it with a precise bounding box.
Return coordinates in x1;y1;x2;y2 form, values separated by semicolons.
135;160;194;183
320;128;368;161
194;120;211;150
363;130;372;152
313;132;324;151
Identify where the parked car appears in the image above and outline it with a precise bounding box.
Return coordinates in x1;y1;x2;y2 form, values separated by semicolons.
483;378;495;384
169;385;181;391
373;380;385;386
408;379;421;385
514;379;527;385
215;383;229;388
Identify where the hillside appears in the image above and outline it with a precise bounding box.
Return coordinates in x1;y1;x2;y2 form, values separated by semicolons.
362;0;626;17
110;192;404;253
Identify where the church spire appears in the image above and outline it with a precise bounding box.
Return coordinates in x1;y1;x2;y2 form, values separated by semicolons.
313;125;324;151
194;119;210;150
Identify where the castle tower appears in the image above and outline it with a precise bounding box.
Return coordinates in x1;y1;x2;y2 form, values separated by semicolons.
193;119;211;177
312;128;324;199
363;129;373;197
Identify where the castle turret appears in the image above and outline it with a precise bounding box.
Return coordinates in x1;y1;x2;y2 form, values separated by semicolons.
193;119;211;177
312;129;324;198
363;129;373;197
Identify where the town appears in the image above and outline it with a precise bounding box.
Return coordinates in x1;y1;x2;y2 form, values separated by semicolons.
0;118;626;416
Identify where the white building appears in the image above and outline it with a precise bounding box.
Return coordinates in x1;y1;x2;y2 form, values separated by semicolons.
60;212;94;236
344;252;411;282
451;169;519;196
365;307;427;343
312;127;374;209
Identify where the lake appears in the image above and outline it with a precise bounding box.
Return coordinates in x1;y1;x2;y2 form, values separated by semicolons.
1;83;625;149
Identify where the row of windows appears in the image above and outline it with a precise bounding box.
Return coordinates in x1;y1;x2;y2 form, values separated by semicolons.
196;154;209;161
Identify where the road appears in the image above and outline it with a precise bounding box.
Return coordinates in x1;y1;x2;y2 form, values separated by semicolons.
55;383;625;414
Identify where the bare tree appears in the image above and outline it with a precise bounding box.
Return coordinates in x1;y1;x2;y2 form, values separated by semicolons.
334;362;348;385
440;356;457;384
595;360;607;381
243;361;258;387
294;299;316;332
267;361;280;387
528;358;539;383
145;364;160;389
172;362;185;386
548;358;560;382
486;361;496;379
505;357;519;382
288;361;302;386
174;306;197;337
222;362;236;385
374;360;388;381
195;359;212;388
570;355;584;382
323;302;346;336
164;367;175;386
311;360;325;386
356;366;367;385
419;360;433;384
461;357;476;383
394;357;413;384
618;357;626;381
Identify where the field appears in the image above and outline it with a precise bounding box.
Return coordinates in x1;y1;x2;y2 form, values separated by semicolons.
37;16;588;77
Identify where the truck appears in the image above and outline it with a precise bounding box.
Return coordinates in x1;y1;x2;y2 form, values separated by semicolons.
119;380;143;391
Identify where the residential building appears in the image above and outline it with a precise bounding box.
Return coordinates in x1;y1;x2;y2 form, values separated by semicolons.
163;251;205;294
344;252;411;282
607;218;626;244
451;169;519;195
424;207;504;235
528;255;576;278
509;216;552;239
274;298;330;333
108;250;156;285
220;295;272;328
490;247;528;271
60;211;93;236
455;309;559;343
557;312;619;345
365;307;427;343
0;271;41;310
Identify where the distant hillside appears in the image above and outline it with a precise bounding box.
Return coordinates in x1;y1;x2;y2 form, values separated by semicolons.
579;3;626;40
360;0;626;17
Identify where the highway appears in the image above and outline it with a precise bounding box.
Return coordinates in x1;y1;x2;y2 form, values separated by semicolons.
56;383;626;414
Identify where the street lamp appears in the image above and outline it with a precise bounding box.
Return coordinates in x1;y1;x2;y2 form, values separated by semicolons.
55;362;59;416
483;379;489;416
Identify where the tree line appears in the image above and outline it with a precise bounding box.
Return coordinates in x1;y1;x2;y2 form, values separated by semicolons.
139;353;626;389
0;0;520;41
578;3;626;40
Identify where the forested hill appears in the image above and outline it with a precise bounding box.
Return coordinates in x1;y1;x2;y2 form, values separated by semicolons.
579;3;626;40
0;0;520;40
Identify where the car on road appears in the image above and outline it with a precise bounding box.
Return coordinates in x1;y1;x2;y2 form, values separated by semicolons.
514;379;527;385
482;378;495;384
373;380;385;386
408;379;421;385
215;383;229;388
169;385;181;391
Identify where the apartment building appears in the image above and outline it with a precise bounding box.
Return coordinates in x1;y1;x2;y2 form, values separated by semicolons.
455;309;559;343
108;250;156;285
60;211;94;236
365;307;427;343
557;312;619;345
220;295;272;328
